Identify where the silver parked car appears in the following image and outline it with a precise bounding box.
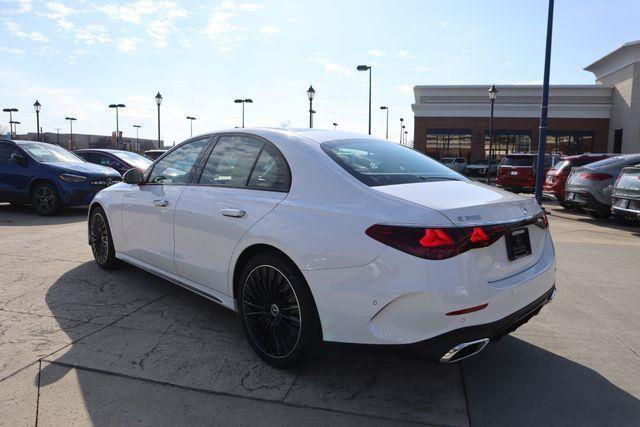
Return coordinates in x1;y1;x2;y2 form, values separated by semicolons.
564;154;640;218
440;157;467;173
611;164;640;225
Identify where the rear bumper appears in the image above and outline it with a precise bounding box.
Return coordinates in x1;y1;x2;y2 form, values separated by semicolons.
564;191;610;213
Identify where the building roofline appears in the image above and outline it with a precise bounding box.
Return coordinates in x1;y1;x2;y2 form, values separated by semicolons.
413;84;612;89
584;40;640;71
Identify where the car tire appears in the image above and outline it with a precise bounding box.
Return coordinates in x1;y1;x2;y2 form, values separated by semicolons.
588;210;610;220
31;182;60;216
559;201;573;210
238;252;321;368
89;206;121;270
614;212;638;226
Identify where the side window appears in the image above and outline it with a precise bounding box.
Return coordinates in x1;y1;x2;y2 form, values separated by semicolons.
199;136;263;187
0;145;14;163
148;138;209;184
248;145;290;191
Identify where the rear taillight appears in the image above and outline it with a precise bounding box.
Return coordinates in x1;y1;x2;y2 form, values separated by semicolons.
579;172;612;181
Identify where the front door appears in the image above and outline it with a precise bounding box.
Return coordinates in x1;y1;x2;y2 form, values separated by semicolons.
174;134;291;295
120;137;210;273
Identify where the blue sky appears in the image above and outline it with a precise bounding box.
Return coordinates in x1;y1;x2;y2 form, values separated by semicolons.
1;0;639;146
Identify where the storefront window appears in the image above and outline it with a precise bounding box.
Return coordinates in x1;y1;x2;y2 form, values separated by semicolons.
425;130;472;160
545;132;594;155
484;132;532;160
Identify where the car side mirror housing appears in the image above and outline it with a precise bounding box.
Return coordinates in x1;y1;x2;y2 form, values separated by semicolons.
123;168;144;184
10;152;27;166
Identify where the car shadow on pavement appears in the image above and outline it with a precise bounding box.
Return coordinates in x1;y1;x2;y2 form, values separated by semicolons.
0;204;87;226
36;261;640;425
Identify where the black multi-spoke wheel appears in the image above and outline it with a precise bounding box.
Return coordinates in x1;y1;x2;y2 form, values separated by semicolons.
89;206;120;269
31;182;59;216
239;253;320;367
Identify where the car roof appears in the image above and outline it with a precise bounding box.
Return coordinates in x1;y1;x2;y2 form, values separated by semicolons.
75;148;131;154
189;128;381;145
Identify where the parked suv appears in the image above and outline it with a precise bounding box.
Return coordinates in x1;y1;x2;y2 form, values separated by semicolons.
564;154;640;219
440;157;467;173
543;154;612;207
611;164;640;224
496;153;561;193
464;159;499;178
75;149;152;176
0;139;121;215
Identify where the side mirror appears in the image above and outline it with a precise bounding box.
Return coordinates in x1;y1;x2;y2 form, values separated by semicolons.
10;152;27;166
123;168;144;184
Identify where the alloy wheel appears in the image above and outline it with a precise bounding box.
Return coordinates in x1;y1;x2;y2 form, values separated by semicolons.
34;186;55;213
90;212;109;265
242;265;302;359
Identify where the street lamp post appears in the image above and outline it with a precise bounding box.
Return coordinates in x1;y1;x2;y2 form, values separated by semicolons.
186;116;196;137
234;99;253;128
332;122;338;130
357;65;372;134
487;84;498;185
55;128;61;145
33;100;41;141
108;103;126;149
155;92;163;149
402;125;406;145
380;106;389;139
307;85;316;128
65;117;76;150
133;124;141;149
3;108;18;138
399;117;404;144
10;121;20;136
404;130;408;146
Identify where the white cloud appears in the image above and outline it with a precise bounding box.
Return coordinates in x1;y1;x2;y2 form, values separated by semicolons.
0;45;24;54
200;2;266;52
40;1;76;30
4;19;49;42
394;84;413;94
116;37;141;53
397;50;410;58
75;24;111;45
368;49;384;57
260;25;280;35
0;0;32;14
323;62;353;76
180;38;192;48
412;65;431;72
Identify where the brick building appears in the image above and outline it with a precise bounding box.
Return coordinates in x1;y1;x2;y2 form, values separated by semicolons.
412;40;640;161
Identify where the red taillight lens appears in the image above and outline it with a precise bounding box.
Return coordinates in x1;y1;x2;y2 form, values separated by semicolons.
419;229;454;247
579;172;612;181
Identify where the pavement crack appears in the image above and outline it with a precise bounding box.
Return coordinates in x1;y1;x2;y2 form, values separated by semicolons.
138;324;171;371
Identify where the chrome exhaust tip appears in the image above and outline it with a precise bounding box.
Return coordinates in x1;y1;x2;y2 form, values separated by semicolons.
439;338;490;363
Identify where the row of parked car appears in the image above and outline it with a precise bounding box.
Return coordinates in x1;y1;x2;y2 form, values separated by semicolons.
0;138;166;215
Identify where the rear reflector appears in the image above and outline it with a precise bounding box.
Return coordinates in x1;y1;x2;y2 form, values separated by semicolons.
579;172;612;181
446;303;489;316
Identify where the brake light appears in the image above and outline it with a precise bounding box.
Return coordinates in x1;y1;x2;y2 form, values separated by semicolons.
579;172;612;181
470;226;489;244
419;229;454;247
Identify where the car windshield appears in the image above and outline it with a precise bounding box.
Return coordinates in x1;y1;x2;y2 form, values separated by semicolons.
501;156;535;166
440;158;455;164
18;142;84;163
322;139;463;187
115;151;153;169
551;160;570;172
586;155;640;170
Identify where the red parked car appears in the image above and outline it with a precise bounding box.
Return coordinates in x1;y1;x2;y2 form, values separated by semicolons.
496;153;561;193
542;154;612;206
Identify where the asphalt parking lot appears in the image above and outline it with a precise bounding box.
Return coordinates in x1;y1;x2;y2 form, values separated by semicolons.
1;202;639;426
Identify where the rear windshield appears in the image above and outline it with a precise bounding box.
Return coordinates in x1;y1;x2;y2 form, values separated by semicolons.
551;160;570;172
321;139;463;187
586;155;640;170
501;156;535;166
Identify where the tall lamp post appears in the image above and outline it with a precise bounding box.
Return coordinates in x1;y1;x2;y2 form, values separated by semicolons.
3;108;18;138
133;124;141;149
65;117;76;150
535;0;555;205
55;128;61;145
487;84;498;185
332;122;338;130
10;121;20;136
186;116;196;137
404;130;408;146
356;64;372;134
234;98;253;128
380;106;389;139
33;100;41;141
307;85;316;128
108;103;126;149
399;117;404;144
155;92;163;149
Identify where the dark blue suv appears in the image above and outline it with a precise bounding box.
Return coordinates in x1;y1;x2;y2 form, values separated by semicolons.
0;139;121;215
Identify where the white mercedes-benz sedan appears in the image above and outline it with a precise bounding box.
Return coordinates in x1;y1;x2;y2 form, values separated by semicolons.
88;128;556;367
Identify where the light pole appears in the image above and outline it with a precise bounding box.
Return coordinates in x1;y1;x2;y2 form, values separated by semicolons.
10;121;20;136
65;117;76;150
487;84;498;185
332;122;338;130
55;128;61;145
133;124;141;149
399;117;404;144
404;130;408;146
155;92;163;149
307;85;316;128
3;108;18;138
356;65;372;134
402;125;406;145
380;106;389;139
535;0;555;205
186;116;196;137
33;100;41;141
108;103;126;149
234;99;253;128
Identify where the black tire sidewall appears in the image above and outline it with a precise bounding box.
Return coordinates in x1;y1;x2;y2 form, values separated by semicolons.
238;252;320;368
32;182;60;216
90;206;119;269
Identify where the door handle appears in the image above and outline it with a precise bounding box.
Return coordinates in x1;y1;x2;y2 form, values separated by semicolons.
219;208;246;218
153;199;169;207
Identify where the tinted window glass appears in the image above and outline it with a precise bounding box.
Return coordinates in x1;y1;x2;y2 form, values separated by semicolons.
199;136;263;187
0;144;16;163
17;142;83;163
148;138;209;184
587;155;640;170
322;139;462;187
248;145;290;191
115;151;152;169
501;156;535;166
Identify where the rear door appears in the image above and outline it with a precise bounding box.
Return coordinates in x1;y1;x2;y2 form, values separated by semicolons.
174;134;290;295
0;144;31;202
